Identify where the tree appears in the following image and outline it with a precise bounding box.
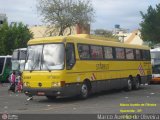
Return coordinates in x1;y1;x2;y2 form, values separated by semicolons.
140;4;160;46
37;0;95;36
93;29;118;39
0;22;33;55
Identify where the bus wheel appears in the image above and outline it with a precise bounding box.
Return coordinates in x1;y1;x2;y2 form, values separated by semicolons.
46;96;56;100
80;83;89;99
126;79;132;91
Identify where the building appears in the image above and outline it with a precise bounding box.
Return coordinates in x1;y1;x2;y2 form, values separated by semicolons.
29;24;91;38
29;25;145;46
116;29;144;45
0;13;7;26
29;25;77;38
29;25;49;38
113;25;145;45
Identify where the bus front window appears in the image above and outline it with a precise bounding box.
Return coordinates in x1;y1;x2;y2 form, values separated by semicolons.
41;44;64;70
12;50;18;60
152;65;160;74
19;50;27;60
25;45;43;71
25;44;64;71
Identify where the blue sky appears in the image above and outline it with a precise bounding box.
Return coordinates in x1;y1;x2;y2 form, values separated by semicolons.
0;0;159;31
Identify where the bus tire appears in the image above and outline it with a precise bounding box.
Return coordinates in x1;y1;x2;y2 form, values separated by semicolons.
80;82;89;99
125;78;132;91
46;96;56;100
133;76;140;90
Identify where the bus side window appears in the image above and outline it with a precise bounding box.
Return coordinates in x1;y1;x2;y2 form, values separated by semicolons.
142;50;150;60
19;50;27;60
135;49;141;60
146;50;151;60
115;48;125;59
66;43;76;70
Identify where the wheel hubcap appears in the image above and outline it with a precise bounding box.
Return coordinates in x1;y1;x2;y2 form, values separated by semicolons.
136;81;140;88
128;80;132;90
81;84;88;97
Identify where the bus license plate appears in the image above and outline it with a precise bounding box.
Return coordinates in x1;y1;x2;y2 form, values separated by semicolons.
37;92;45;96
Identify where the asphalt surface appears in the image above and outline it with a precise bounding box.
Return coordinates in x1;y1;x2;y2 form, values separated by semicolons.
0;83;160;115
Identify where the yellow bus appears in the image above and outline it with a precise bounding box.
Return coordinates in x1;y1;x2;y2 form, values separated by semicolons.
23;34;152;99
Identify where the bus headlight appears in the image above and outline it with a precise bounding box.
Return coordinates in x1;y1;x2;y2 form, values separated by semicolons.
52;82;60;87
24;82;30;87
24;82;27;86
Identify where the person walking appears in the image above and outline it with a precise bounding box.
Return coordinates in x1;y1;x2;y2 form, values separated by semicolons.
8;71;16;93
16;73;23;92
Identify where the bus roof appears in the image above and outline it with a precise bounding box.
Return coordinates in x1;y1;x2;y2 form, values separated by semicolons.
150;48;160;52
13;48;27;51
28;34;150;50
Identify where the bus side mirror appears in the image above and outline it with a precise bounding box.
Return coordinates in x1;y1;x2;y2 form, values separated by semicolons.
66;59;74;70
66;65;72;70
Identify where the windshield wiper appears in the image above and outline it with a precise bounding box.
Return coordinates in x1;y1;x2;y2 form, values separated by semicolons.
30;53;41;72
30;62;39;72
41;54;52;72
42;63;51;72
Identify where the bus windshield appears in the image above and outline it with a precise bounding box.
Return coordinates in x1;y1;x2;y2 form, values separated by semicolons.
152;64;160;74
151;51;160;65
12;50;19;60
24;43;64;71
12;49;27;60
151;52;160;59
12;48;27;71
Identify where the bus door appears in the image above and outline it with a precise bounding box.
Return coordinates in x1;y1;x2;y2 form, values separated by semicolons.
0;57;5;77
4;57;12;81
0;57;11;82
66;43;76;70
65;43;80;87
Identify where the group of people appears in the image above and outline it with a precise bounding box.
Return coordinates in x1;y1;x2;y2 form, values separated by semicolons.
8;71;34;101
8;71;23;93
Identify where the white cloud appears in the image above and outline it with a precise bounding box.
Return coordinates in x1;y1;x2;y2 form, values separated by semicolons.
92;0;159;30
0;0;42;25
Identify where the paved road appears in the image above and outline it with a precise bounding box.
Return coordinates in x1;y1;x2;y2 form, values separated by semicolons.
0;83;160;114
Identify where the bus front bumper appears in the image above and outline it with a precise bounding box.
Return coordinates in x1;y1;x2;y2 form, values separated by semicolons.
23;87;61;96
151;77;160;83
